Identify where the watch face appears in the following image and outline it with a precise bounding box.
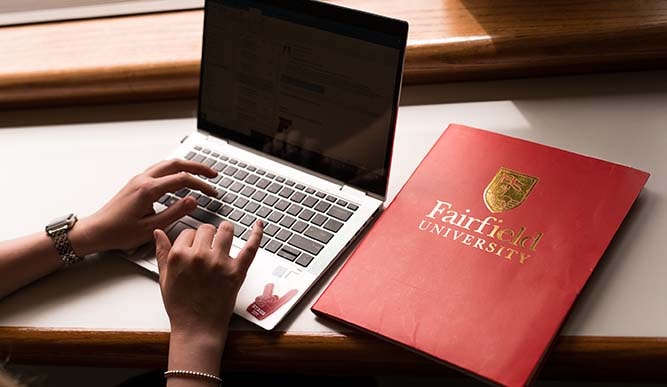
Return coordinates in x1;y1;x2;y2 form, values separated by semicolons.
47;213;77;229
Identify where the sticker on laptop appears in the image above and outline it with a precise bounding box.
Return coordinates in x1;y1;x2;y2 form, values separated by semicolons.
247;283;298;320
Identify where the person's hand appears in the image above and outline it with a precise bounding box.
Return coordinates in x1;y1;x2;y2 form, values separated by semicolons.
70;159;218;256
153;220;263;337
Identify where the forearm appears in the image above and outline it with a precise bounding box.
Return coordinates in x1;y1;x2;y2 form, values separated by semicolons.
0;217;98;299
166;327;228;387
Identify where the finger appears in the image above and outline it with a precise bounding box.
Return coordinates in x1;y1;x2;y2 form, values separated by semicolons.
235;220;263;274
193;224;217;250
153;172;218;198
173;228;196;249
213;221;234;255
153;229;172;273
148;196;197;230
146;159;217;179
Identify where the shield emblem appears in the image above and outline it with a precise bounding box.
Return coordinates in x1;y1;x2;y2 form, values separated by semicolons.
484;167;538;213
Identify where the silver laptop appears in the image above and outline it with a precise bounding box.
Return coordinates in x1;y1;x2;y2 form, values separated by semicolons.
128;0;408;330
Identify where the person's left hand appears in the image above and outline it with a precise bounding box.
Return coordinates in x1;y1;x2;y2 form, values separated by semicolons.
70;159;218;256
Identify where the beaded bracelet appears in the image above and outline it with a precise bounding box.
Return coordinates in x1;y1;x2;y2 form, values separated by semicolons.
164;369;222;385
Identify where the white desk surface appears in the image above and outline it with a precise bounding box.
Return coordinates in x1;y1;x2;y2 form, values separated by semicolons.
0;70;666;337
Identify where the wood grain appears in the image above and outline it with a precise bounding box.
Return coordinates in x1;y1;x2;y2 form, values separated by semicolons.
2;1;667;108
1;327;666;381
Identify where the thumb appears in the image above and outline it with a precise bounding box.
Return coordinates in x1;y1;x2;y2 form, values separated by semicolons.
153;229;172;273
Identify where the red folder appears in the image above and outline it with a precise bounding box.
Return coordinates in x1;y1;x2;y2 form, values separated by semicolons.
312;124;649;386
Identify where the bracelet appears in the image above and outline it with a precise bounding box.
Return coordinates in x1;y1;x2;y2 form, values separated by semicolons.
164;370;222;385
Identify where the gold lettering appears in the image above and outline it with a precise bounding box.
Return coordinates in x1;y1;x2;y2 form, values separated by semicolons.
462;234;475;245
496;228;515;242
426;201;451;219
505;248;518;260
511;227;525;246
485;242;497;253
473;238;486;250
519;252;531;264
418;220;432;231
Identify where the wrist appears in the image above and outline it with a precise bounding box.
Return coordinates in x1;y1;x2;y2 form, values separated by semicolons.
68;216;102;256
168;327;228;377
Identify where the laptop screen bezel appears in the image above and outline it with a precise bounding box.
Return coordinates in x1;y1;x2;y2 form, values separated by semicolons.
197;0;408;198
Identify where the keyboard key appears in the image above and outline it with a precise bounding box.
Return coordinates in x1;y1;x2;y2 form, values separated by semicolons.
229;210;244;221
290;192;305;203
267;211;283;223
259;235;269;247
265;240;282;253
324;218;343;232
211;152;220;158
223;166;238;176
275;176;285;182
233;223;245;237
264;224;280;236
230;182;244;192
165;196;179;206
222;193;237;203
278;187;294;198
245;201;260;213
238;162;247;168
203;158;215;167
327;206;353;221
241;229;251;241
240;214;256;226
234;197;249;208
194;145;202;151
247;165;256;172
326;195;337;202
256;206;272;218
298;209;315;221
275;199;290;211
188;192;201;200
277;247;298;261
263;195;278;206
315;191;326;198
286;204;302;216
185;151;195;160
212;162;225;172
158;194;169;204
202;148;211;154
288;234;324;255
295;184;305;190
266;173;276;179
347;203;359;211
257;169;266;175
175;188;189;197
278;187;294;199
206;200;222;212
312;213;327;226
305;226;334;244
219;177;233;188
189;208;222;227
280;216;296;228
193;154;205;162
315;201;331;212
305;188;315;194
245;174;259;184
234;170;248;180
252;191;266;202
256;178;271;189
285;180;295;186
267;183;281;193
337;199;348;206
302;196;318;208
217;205;233;217
197;196;211;207
229;159;238;165
241;186;255;197
295;253;314;267
220;155;229;161
215;189;225;199
208;174;222;184
276;229;292;241
292;220;308;233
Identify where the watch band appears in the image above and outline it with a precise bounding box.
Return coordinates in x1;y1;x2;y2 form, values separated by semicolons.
50;227;84;266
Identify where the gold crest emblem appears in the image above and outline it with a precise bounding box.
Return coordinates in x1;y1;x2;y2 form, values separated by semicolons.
484;167;538;213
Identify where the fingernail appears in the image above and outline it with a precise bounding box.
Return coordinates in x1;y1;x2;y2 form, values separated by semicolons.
256;220;264;228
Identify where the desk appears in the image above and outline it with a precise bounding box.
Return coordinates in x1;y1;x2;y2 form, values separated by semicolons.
1;70;666;381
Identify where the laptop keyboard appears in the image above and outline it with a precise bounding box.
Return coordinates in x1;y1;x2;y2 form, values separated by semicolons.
157;145;359;268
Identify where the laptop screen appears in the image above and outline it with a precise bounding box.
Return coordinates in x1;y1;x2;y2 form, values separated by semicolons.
198;0;408;197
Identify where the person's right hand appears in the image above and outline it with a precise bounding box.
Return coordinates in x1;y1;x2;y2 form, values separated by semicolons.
153;220;263;337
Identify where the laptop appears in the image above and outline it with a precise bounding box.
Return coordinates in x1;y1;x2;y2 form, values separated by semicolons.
128;0;408;330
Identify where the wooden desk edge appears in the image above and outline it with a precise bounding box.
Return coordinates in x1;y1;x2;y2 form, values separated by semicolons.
2;3;667;109
1;327;666;381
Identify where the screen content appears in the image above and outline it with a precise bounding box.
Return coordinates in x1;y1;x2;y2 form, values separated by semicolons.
199;0;404;196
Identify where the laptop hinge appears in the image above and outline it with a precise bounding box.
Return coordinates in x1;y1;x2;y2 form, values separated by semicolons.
340;184;369;201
